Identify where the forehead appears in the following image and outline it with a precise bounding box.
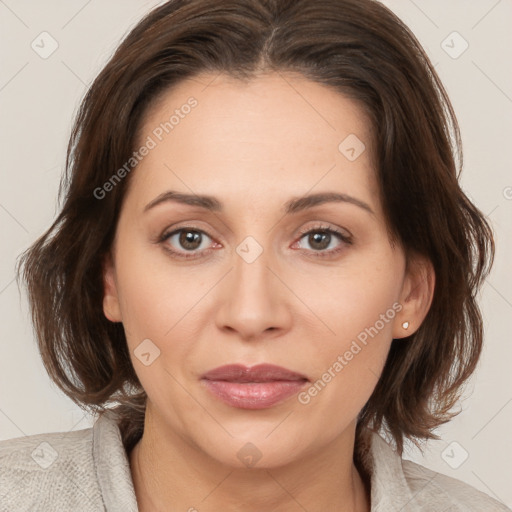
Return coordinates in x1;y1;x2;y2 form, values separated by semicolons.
130;71;378;213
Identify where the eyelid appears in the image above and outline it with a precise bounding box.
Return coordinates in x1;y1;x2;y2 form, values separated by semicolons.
292;222;353;258
157;221;353;260
296;222;352;239
157;226;217;261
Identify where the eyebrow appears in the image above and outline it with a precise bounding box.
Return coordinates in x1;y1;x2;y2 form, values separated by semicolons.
143;190;374;216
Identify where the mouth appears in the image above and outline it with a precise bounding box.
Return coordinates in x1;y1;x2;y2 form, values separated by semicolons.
200;363;309;410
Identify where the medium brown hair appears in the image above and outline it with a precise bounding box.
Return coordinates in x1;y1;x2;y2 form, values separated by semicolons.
17;0;494;456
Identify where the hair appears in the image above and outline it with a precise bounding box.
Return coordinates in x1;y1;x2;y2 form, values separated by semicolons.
17;0;494;459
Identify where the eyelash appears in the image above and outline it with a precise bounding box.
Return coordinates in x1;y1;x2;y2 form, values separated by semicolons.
158;223;353;260
296;224;353;258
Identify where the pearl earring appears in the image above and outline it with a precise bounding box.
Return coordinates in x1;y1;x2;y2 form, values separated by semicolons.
402;321;409;330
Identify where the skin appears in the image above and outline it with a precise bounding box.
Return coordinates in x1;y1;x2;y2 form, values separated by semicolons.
102;71;434;512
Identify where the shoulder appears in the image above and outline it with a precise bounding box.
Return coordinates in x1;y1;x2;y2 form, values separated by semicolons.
0;424;104;511
401;457;511;511
366;432;511;511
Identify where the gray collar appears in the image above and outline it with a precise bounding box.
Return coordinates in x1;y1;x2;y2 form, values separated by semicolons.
92;410;458;512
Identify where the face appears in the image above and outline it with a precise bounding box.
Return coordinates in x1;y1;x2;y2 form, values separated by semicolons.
103;72;425;468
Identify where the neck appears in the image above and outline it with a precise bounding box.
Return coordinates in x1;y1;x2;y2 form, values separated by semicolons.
129;409;371;512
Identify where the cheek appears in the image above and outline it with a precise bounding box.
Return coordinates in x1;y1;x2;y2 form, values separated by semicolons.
295;278;399;442
112;231;201;339
296;249;403;402
112;241;202;407
111;235;218;399
298;253;402;345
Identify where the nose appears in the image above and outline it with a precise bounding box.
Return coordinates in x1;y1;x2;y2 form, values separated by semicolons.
214;241;293;341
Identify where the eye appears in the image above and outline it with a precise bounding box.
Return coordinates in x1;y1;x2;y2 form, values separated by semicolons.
159;227;217;259
294;224;353;258
157;223;353;260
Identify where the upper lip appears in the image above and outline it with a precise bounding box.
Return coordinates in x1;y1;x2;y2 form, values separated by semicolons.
201;364;309;382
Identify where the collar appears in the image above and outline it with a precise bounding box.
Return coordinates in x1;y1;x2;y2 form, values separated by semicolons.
93;410;430;512
93;409;139;512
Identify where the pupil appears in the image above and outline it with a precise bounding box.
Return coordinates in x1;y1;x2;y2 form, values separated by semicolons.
180;231;201;250
310;232;329;250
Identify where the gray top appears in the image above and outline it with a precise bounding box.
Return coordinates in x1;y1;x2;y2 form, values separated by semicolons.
0;410;509;511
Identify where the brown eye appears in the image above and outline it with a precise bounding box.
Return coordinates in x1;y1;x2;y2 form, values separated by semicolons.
295;225;353;259
305;231;332;251
160;227;215;259
177;230;203;250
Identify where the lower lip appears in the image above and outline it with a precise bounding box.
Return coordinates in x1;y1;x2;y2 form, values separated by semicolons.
201;379;308;409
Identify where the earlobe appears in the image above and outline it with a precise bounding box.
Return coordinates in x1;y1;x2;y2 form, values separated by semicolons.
102;252;122;323
394;254;435;339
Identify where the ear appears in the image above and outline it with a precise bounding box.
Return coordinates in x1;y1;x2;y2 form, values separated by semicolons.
393;252;435;339
102;251;122;323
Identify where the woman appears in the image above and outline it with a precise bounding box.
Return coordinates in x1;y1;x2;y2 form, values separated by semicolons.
1;0;509;510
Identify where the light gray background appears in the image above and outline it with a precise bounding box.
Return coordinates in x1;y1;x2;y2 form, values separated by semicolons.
1;0;511;507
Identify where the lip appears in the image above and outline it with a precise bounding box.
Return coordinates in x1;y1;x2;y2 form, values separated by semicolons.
201;364;309;410
201;363;308;382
